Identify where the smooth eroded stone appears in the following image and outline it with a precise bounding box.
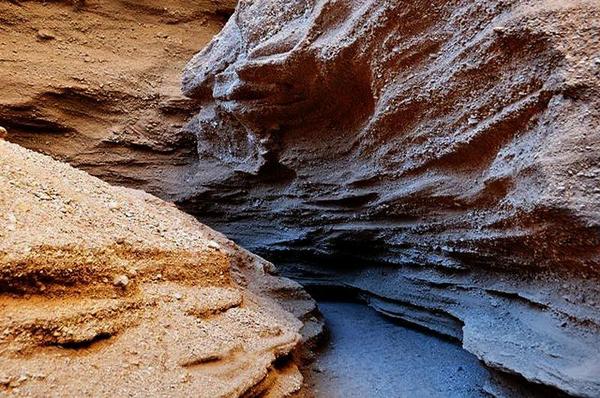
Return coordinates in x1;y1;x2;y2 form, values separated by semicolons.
181;1;600;396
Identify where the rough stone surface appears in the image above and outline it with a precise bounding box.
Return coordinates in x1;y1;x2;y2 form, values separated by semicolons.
0;0;235;199
181;1;600;396
0;140;320;397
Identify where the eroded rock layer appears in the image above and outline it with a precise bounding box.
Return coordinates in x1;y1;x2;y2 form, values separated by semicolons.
0;0;235;198
181;1;600;396
0;139;320;397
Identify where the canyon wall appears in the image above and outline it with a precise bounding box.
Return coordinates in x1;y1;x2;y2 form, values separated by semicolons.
0;0;235;198
180;0;600;396
0;139;320;397
2;0;599;396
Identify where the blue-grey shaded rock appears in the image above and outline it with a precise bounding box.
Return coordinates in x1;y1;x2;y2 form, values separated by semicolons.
181;0;600;396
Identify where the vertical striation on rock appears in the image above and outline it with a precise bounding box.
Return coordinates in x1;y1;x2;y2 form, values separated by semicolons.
180;0;600;396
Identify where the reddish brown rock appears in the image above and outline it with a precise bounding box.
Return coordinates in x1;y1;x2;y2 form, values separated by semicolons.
181;1;600;396
1;0;598;396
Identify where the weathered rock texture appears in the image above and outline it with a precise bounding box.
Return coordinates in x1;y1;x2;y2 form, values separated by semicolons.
0;139;321;397
0;0;235;197
180;1;600;396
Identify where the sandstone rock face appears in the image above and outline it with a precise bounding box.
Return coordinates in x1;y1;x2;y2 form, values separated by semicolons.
0;0;235;199
0;140;319;397
181;0;600;396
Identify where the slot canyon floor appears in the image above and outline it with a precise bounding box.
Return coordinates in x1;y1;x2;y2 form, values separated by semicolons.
307;301;491;398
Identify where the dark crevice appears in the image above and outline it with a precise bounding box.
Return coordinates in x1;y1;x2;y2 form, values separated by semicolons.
51;332;112;350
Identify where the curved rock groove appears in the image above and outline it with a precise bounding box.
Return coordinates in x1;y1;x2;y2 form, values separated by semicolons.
179;1;600;397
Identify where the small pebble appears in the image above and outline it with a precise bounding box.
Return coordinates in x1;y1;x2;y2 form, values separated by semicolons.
0;126;6;139
493;26;506;35
37;30;56;41
113;275;129;288
207;240;221;250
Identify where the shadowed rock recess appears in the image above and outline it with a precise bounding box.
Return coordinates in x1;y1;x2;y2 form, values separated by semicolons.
180;0;600;397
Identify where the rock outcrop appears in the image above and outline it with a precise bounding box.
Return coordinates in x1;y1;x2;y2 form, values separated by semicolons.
3;0;599;396
0;139;320;397
0;0;235;198
180;1;600;396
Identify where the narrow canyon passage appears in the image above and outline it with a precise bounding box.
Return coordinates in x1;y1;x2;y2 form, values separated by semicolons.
1;0;598;396
307;301;492;398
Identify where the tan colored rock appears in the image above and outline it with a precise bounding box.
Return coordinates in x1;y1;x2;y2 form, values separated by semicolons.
0;0;231;200
36;30;55;41
112;274;129;288
0;140;316;397
0;126;6;140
